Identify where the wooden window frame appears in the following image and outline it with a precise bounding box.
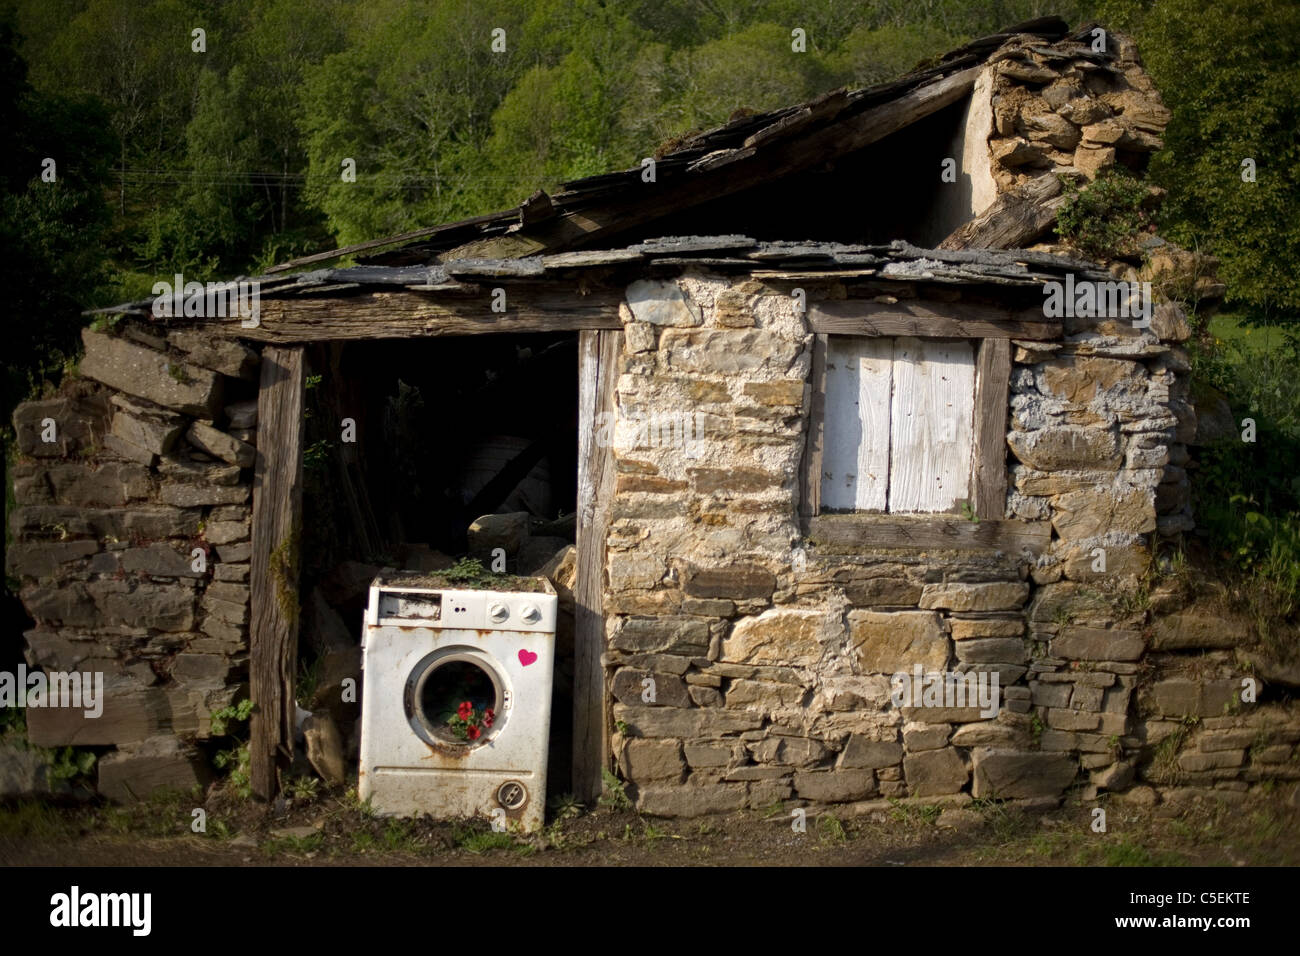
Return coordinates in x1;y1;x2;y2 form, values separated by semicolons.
799;301;1051;554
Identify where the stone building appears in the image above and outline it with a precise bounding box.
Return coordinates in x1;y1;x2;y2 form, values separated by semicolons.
6;17;1297;812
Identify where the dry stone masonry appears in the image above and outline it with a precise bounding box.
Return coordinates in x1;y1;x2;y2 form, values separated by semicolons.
5;23;1296;813
7;325;258;798
603;272;1299;817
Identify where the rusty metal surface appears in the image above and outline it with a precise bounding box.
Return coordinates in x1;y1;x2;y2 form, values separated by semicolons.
358;582;557;832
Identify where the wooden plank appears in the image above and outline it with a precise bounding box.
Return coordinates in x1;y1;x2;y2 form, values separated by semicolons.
888;338;975;513
261;209;517;273
822;336;892;511
808;299;1058;340
189;286;625;342
807;513;1051;554
939;173;1065;250
972;338;1013;519
799;334;827;517
248;345;306;801
573;329;622;802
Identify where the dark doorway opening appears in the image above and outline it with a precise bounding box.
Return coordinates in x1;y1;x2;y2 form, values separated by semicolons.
296;333;579;801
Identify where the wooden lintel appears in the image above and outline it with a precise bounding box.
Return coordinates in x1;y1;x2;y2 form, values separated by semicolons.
807;513;1051;554
185;286;624;342
808;299;1058;340
248;346;306;801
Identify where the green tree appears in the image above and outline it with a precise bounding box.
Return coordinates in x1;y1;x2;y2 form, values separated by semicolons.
834;21;966;86
0;11;113;421
299;0;530;245
1101;0;1300;313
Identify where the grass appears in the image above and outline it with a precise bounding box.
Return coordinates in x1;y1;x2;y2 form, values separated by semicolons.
261;832;324;856
454;825;523;855
887;799;942;827
0;801;75;839
816;812;848;846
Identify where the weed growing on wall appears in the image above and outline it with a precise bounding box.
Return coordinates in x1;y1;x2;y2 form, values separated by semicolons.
1056;169;1154;260
210;698;255;799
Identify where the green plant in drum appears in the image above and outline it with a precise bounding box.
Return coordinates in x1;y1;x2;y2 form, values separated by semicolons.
446;699;495;741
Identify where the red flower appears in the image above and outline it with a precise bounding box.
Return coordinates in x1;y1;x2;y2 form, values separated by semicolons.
457;701;473;720
467;725;481;741
484;708;495;727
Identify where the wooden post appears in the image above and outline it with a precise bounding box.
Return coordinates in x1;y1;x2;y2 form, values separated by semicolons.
799;334;827;518
971;338;1012;519
248;346;306;800
573;329;621;802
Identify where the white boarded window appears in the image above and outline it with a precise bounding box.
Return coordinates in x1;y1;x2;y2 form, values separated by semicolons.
821;335;976;513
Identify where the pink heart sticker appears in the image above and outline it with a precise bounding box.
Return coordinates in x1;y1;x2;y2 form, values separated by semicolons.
518;649;538;667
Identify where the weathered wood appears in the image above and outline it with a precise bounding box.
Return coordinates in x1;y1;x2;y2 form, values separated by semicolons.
822;336;892;511
888;337;975;513
972;338;1013;519
799;334;827;518
262;209;516;273
192;286;625;342
743;89;850;149
939;173;1066;250
249;345;306;801
574;329;622;802
807;513;1051;553
808;298;1059;340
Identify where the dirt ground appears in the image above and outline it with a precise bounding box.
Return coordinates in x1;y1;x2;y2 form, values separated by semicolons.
2;784;1298;867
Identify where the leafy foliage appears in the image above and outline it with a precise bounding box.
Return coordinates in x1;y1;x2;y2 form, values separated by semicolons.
1055;168;1155;260
1190;319;1300;627
1100;0;1300;312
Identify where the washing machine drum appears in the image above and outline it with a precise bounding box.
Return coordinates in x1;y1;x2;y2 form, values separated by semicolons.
404;648;510;748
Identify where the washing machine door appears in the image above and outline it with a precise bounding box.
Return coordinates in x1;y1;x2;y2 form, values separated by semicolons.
403;646;512;751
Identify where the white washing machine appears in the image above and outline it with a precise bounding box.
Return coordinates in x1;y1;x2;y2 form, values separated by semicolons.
358;573;558;831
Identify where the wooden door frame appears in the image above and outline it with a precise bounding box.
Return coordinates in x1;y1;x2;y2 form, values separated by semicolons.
249;331;621;803
248;345;306;800
573;329;621;802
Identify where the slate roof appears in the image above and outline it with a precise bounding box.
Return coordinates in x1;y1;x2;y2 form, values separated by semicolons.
93;16;1119;319
257;16;1106;273
94;238;1113;317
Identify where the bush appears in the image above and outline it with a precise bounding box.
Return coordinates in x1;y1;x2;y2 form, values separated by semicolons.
1190;319;1300;632
1056;169;1155;260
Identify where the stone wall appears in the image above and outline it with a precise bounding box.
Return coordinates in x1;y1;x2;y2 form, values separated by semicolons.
984;30;1170;187
604;274;1300;817
7;322;258;800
